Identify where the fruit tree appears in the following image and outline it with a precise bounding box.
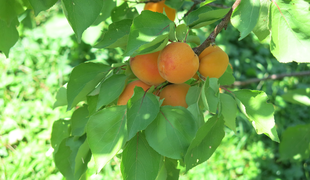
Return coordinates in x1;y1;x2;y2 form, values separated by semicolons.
1;0;310;179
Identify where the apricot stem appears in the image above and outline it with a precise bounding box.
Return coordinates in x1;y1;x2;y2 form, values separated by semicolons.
193;0;242;56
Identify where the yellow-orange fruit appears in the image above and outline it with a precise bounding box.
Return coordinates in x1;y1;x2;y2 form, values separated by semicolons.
130;51;166;86
198;45;222;59
117;80;151;105
159;83;190;108
144;0;176;21
198;46;229;79
158;42;199;84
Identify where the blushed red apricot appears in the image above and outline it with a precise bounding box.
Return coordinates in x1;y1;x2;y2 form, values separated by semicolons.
130;51;166;86
117;80;151;105
157;42;199;84
159;83;190;108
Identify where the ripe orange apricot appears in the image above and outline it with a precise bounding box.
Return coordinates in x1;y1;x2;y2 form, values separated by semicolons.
159;83;190;108
158;42;199;84
130;51;166;86
144;0;176;21
198;45;222;59
117;80;151;105
198;45;229;79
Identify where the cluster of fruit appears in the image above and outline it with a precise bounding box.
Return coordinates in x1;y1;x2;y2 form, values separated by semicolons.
117;0;229;107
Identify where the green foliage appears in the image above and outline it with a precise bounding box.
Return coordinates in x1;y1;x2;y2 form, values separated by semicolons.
1;0;310;179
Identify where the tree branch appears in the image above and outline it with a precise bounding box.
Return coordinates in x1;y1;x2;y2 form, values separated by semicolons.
231;71;310;86
193;0;241;56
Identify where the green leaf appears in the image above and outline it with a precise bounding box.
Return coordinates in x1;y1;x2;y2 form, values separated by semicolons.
61;0;103;42
164;158;180;180
53;86;67;109
67;62;110;110
184;6;230;29
270;0;310;63
231;0;260;40
234;89;280;142
176;24;188;42
121;133;162;180
186;85;201;106
71;105;89;137
0;19;19;58
165;0;184;10
220;93;237;132
281;88;310;106
94;19;132;49
29;0;58;16
51;119;71;153
279;124;310;160
145;106;198;159
86;106;127;172
124;10;171;56
87;95;98;116
53;135;91;180
111;2;138;22
168;22;176;41
203;78;220;113
184;115;225;171
218;65;235;86
0;0;24;24
92;0;116;25
97;74;127;110
187;103;205;128
133;34;169;56
252;0;271;41
127;87;160;140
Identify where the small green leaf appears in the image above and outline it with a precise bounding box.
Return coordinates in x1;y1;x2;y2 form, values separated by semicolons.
61;0;103;42
231;0;260;40
97;74;127;110
51;119;71;153
234;89;280;142
165;0;184;10
279;124;310;160
281;88;310;106
127;87;160;140
184;6;230;29
252;0;271;41
53;86;67;109
95;19;132;49
176;24;188;42
29;0;58;16
86;106;127;172
87;95;98;116
53;135;90;180
186;85;201;106
203;78;220;113
270;0;310;63
111;2;138;22
168;22;176;41
71;105;89;137
164;158;180;180
184;115;225;171
218;65;235;86
220;93;237;132
145;106;198;159
92;0;116;25
0;19;19;58
67;62;110;110
121;133;162;180
124;10;171;56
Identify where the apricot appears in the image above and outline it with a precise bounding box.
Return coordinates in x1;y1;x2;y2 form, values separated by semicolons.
159;83;190;108
158;42;199;84
144;0;176;21
117;80;151;105
198;46;229;79
130;51;166;86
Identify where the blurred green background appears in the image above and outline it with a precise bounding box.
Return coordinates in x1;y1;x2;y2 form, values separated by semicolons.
1;2;309;180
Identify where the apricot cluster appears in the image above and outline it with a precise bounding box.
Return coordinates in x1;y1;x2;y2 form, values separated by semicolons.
144;0;176;21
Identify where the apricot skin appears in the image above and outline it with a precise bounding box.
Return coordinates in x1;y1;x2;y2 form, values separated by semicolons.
158;42;199;84
198;45;222;59
117;80;151;105
198;46;229;79
130;51;166;86
144;0;176;21
159;83;190;108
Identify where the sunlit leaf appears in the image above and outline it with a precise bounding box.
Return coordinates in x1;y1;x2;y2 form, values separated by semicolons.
71;105;89;137
86;106;127;172
220;93;237;132
29;0;58;16
231;0;260;40
51;119;71;153
281;88;310;106
121;133;162;180
234;89;280;142
53;86;67;109
0;19;19;57
252;0;271;41
111;2;138;22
